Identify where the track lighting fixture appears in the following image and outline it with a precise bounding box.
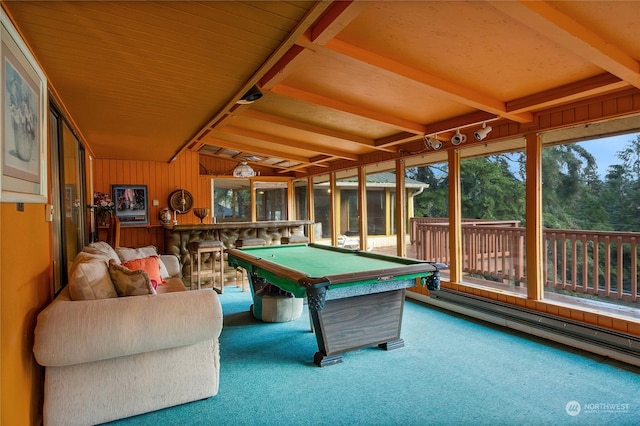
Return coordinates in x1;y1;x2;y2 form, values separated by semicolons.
237;85;263;104
451;128;467;145
474;122;492;141
423;135;442;150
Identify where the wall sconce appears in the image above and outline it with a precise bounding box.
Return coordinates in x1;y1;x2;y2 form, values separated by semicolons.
451;129;467;145
236;85;263;104
232;162;256;178
423;135;443;150
474;122;492;141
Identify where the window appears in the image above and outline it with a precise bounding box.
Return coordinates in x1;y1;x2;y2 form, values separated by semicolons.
213;178;250;222
254;181;288;221
541;130;640;317
50;105;87;293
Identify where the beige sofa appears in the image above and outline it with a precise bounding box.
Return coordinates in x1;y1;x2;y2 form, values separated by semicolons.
33;242;223;426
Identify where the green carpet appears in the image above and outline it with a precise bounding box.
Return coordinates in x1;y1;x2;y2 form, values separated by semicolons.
106;287;640;425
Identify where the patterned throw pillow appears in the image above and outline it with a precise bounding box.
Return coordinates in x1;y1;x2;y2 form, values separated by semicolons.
121;256;164;288
108;259;156;296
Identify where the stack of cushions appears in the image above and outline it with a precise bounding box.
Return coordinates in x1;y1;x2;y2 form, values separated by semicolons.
68;241;178;300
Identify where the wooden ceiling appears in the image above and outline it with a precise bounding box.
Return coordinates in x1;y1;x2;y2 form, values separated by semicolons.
4;1;640;176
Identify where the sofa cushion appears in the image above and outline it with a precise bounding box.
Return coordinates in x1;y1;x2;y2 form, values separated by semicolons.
116;245;170;279
109;260;156;296
116;245;158;261
68;252;119;300
122;256;164;287
83;241;121;264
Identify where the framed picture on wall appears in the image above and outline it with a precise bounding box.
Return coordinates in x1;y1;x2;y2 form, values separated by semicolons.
111;184;149;226
0;9;48;203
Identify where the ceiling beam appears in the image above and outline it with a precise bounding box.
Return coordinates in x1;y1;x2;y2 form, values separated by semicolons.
203;135;312;165
490;1;640;89
239;109;396;152
308;0;366;45
271;84;427;134
507;73;629;113
375;111;498;148
217;126;360;161
322;37;533;124
261;0;365;89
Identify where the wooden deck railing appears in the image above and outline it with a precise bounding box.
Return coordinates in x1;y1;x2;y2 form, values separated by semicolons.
411;218;640;302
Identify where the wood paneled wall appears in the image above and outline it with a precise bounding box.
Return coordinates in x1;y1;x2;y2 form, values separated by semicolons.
93;151;204;252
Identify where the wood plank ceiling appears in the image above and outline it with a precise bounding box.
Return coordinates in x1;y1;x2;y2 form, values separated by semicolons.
4;1;640;176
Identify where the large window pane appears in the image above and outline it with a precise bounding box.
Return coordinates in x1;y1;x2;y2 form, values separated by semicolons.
62;122;86;275
408;161;449;262
313;175;330;240
293;178;308;221
459;151;526;290
336;170;359;247
213;178;250;222
541;131;640;319
254;181;288;221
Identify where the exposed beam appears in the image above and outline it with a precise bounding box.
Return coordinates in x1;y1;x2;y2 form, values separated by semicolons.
203;135;312;165
221;125;359;161
260;44;311;89
308;0;366;45
239;109;396;152
277;156;332;174
507;73;629;113
271;84;427;134
490;1;640;89
375;132;420;147
323;38;533;124
376;110;498;148
261;1;365;89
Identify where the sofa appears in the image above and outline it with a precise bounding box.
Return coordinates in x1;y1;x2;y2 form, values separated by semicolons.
33;242;223;426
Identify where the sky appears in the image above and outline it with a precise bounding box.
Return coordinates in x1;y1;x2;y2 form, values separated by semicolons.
576;132;639;178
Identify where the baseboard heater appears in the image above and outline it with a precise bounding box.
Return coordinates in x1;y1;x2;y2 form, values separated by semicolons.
407;289;640;367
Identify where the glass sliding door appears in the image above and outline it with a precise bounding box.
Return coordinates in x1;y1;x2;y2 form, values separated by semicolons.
50;104;87;293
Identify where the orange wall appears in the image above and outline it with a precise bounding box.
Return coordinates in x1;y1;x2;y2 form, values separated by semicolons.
93;150;208;251
0;203;51;425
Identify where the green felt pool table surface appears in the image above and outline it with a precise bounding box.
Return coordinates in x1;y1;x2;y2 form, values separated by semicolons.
237;244;424;275
226;243;438;298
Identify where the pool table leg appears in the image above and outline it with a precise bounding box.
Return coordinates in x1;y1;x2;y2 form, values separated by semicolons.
378;339;405;351
314;351;343;367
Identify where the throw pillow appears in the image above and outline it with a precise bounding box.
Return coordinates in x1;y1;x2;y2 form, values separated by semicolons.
68;252;119;300
108;259;156;296
116;245;170;279
121;256;164;286
83;241;121;265
115;245;158;261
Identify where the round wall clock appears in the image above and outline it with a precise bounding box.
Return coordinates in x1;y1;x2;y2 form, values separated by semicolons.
168;189;193;214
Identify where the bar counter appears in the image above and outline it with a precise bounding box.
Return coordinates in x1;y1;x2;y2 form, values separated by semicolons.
164;220;313;277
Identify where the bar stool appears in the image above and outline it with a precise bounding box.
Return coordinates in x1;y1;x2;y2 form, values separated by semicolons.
233;237;266;291
187;239;225;293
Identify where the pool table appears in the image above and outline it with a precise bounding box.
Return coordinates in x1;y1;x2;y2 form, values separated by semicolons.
226;243;443;367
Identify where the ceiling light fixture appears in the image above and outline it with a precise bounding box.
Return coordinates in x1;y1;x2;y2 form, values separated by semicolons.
451;128;467;145
474;122;492;141
236;85;263;104
232;162;256;178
